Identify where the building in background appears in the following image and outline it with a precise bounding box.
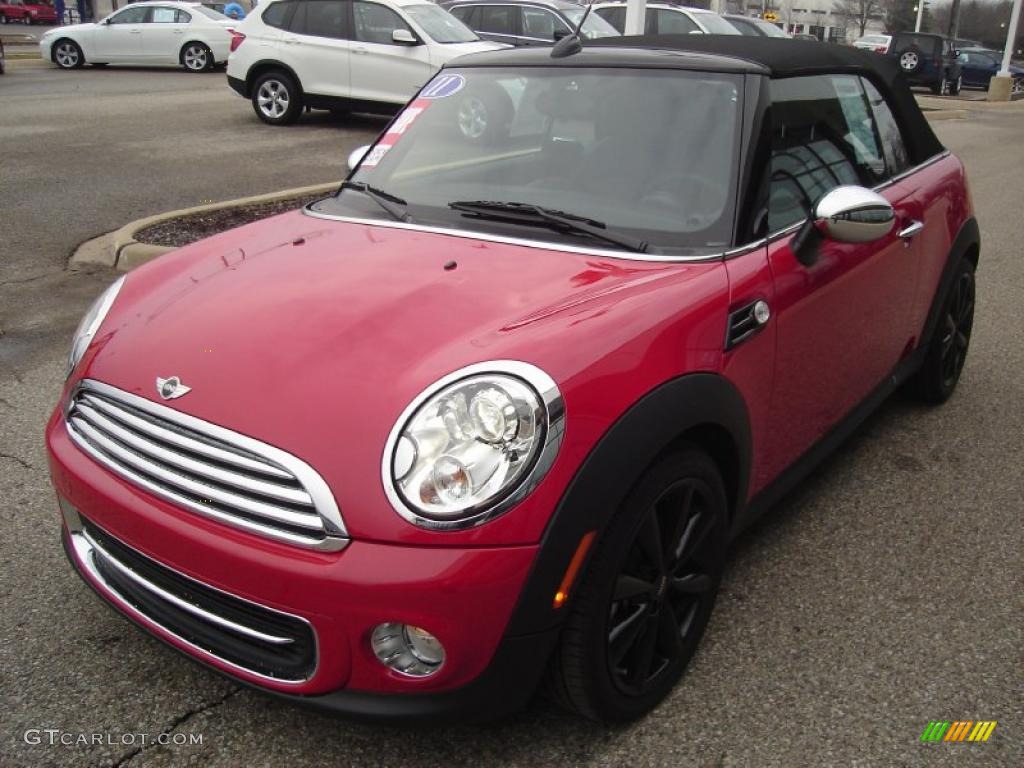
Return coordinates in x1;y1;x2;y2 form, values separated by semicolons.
732;0;886;41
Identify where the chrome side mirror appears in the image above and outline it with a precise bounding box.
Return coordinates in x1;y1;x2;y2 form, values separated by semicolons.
392;28;418;45
813;185;895;243
347;144;371;171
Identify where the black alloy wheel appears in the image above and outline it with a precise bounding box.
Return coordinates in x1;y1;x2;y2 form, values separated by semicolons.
908;258;975;403
549;448;728;722
607;476;721;696
938;267;975;391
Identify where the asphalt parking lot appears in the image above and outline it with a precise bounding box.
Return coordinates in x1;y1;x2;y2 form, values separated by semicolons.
1;63;1022;767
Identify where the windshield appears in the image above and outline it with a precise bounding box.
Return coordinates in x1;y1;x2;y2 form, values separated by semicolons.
315;67;742;253
753;19;788;38
692;12;741;34
562;8;621;39
405;4;479;43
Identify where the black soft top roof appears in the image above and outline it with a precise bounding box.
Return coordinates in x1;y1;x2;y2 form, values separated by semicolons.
588;35;944;163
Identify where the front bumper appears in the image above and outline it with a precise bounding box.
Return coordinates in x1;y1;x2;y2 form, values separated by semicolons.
48;411;552;720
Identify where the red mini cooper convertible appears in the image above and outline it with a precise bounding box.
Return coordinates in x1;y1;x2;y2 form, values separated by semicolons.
47;36;979;723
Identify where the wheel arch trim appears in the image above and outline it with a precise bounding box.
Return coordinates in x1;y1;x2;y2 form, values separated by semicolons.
244;59;303;98
504;372;752;637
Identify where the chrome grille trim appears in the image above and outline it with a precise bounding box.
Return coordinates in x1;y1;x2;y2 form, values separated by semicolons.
66;379;348;552
63;507;318;685
83;529;294;646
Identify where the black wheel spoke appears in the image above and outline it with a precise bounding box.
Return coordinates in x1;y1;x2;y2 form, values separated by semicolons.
670;572;712;595
656;602;684;658
635;510;665;574
614;574;656;602
625;616;659;688
608;604;646;665
665;486;696;561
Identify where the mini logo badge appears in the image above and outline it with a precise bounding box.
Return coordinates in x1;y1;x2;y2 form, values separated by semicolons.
156;376;191;400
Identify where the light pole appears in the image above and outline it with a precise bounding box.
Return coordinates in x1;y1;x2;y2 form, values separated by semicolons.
625;0;646;34
914;1;924;32
988;0;1022;100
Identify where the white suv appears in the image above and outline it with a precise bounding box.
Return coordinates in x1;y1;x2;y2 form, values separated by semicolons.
226;0;504;125
591;3;740;36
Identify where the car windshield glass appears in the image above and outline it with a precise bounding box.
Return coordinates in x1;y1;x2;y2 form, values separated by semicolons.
314;67;742;253
754;19;788;37
405;4;478;42
195;5;227;19
691;12;741;34
562;7;620;38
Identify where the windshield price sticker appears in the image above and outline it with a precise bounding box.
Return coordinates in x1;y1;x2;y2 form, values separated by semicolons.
361;144;393;168
421;74;466;100
386;99;430;138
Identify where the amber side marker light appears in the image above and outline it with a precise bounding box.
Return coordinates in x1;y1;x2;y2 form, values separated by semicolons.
553;531;597;608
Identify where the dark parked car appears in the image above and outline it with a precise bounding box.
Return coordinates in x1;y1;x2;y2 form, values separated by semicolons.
889;31;963;94
0;38;5;75
50;35;978;724
958;47;1024;95
441;0;619;46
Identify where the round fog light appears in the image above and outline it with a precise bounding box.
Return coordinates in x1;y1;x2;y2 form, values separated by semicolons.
371;622;445;677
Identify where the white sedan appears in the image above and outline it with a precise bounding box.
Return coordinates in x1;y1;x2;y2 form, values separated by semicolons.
39;1;236;72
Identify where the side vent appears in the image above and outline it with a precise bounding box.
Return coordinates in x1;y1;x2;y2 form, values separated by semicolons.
725;299;771;350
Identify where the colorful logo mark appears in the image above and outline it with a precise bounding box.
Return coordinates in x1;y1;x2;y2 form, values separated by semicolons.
920;721;997;742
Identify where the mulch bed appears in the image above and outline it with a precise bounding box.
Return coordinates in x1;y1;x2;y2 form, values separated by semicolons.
133;193;327;248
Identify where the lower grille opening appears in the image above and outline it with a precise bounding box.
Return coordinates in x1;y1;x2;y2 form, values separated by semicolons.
82;518;317;682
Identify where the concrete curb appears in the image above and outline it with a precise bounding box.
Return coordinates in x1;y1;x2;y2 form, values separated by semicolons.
71;180;342;271
924;109;969;121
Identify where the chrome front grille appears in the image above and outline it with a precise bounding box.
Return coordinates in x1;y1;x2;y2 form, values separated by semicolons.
66;380;347;551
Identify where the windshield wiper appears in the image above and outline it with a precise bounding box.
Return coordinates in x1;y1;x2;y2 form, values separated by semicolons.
340;181;409;222
448;200;649;253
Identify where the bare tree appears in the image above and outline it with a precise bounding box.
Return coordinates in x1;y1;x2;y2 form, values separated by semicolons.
833;0;884;36
879;0;917;35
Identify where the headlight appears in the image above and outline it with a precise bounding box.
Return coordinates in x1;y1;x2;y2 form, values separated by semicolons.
382;361;564;530
67;276;125;378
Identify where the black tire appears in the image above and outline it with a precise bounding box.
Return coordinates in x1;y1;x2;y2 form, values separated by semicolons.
251;70;302;125
908;258;975;404
548;447;729;722
181;41;214;73
898;45;924;74
453;86;513;144
52;38;84;69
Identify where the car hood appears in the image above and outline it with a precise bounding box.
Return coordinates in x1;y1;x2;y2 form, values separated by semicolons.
79;210;723;543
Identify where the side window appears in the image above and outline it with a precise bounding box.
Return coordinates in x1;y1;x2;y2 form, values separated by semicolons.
176;9;192;22
299;0;347;39
478;5;516;36
353;1;412;44
767;75;886;232
150;7;180;22
521;7;564;40
594;6;625;32
109;7;149;23
449;5;472;23
861;78;909;176
262;0;294;29
653;9;698;34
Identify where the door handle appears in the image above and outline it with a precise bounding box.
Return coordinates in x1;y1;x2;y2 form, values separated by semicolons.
130;29;142;34
898;220;924;240
353;46;369;54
